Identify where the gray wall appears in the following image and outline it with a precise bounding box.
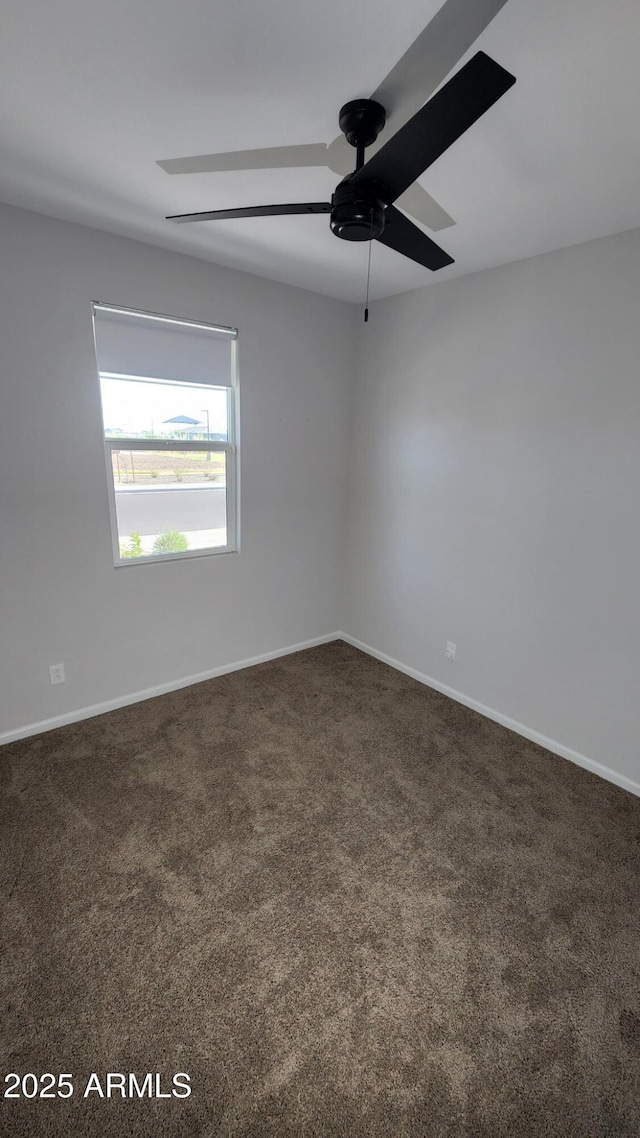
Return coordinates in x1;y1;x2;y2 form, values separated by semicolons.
0;204;354;737
343;228;640;787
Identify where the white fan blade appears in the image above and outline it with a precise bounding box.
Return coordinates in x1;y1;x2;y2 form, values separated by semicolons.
371;0;509;136
325;135;358;176
158;143;329;175
395;183;455;232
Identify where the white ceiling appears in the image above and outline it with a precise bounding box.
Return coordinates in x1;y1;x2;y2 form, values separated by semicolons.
2;0;640;303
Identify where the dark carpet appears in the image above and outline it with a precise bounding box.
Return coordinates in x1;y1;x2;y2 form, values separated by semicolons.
1;641;639;1137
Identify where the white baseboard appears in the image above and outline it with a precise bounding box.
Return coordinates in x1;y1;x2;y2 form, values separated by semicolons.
339;632;640;799
4;630;638;800
0;632;342;746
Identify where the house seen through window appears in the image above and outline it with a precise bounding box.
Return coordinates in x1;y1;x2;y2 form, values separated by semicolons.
93;303;238;565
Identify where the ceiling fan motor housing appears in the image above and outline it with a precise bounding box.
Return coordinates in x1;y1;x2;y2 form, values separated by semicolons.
331;98;388;241
330;179;386;242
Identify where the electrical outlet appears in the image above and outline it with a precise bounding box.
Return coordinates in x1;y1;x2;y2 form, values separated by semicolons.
445;642;457;660
49;663;65;685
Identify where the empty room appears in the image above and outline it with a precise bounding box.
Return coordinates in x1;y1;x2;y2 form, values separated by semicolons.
1;0;639;1134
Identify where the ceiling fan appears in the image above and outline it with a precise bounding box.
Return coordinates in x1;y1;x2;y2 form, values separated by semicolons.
159;0;515;275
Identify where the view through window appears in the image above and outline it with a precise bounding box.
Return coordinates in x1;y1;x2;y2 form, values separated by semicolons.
93;304;238;564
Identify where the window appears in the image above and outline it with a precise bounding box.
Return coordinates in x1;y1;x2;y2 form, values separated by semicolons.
93;303;238;566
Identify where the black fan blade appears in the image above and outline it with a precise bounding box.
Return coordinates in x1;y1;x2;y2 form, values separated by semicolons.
351;51;515;205
167;202;331;223
377;206;454;271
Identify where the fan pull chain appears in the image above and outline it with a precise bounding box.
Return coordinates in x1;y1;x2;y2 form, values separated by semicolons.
364;210;374;322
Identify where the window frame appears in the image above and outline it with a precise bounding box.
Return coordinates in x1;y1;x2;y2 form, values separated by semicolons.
93;303;239;568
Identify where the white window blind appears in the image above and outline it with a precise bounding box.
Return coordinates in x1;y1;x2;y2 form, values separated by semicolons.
93;304;235;385
92;301;239;566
